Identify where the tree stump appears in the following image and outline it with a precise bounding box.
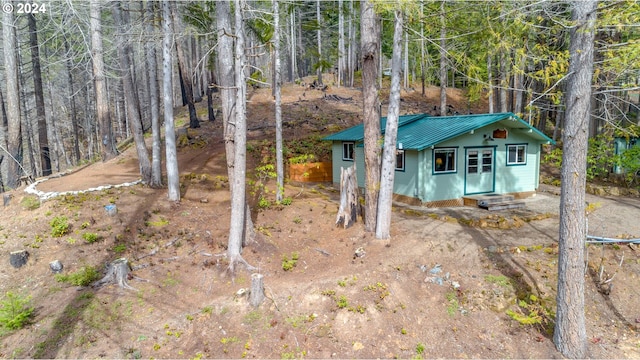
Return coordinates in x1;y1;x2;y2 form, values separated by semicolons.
9;250;29;268
92;258;136;290
249;273;265;307
336;164;359;228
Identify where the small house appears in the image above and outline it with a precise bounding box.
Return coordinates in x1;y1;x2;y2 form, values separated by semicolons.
324;112;555;207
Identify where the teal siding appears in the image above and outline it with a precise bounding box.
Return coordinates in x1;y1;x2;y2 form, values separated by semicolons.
331;142;357;185
331;142;366;189
329;119;547;204
392;150;418;197
419;147;464;201
416;127;543;202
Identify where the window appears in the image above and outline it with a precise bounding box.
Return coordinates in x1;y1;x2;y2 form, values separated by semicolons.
342;142;354;161
482;150;493;172
468;150;478;174
507;144;527;165
395;150;405;171
434;148;456;173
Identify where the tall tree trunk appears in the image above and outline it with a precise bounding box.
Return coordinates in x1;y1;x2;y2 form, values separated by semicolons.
274;0;284;203
216;0;236;186
289;7;296;82
2;8;22;188
116;78;127;138
376;9;403;240
18;49;36;177
403;30;409;89
514;50;525;117
112;1;152;184
90;0;118;161
420;1;425;96
227;0;253;272
439;1;447;116
553;1;597;358
499;50;508;112
347;0;356;88
316;0;323;85
361;0;381;232
296;8;304;78
338;0;345;87
162;0;180;201
488;54;494;114
28;14;51;176
0;87;8;186
146;0;162;188
170;2;199;129
63;37;81;164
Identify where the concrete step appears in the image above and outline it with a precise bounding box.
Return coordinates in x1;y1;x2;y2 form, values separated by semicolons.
478;200;526;211
476;194;515;207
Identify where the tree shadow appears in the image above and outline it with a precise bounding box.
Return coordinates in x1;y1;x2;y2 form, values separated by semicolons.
30;185;165;359
586;245;639;333
441;208;556;338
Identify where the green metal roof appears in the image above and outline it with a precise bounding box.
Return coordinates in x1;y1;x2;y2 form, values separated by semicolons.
324;112;555;149
322;113;429;141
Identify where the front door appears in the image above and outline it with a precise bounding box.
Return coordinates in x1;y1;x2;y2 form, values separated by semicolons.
465;147;495;195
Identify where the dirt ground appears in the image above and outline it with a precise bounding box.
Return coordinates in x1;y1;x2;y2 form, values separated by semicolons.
2;82;640;359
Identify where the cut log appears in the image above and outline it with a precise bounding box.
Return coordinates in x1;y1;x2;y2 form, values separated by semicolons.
92;258;136;291
9;250;29;268
336;163;359;228
249;273;265;307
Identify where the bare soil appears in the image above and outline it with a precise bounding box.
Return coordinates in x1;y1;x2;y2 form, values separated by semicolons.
2;82;640;359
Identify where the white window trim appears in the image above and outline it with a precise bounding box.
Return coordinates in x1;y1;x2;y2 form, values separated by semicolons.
434;147;457;174
395;150;405;171
507;144;527;165
342;142;355;161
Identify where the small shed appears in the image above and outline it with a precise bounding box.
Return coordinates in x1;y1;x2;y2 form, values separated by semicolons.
324;112;555;207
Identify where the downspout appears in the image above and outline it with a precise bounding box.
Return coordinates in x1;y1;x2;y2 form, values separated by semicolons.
535;142;542;190
416;150;421;200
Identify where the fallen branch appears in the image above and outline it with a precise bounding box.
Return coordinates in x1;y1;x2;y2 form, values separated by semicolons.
314;248;331;256
131;263;151;271
160;256;180;263
165;237;179;248
136;247;158;261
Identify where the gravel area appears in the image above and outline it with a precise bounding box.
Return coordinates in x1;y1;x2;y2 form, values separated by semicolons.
396;183;640;239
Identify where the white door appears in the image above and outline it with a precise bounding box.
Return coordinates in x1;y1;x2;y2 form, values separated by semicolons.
465;147;494;194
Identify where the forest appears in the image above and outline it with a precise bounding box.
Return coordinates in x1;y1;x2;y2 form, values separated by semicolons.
0;0;638;190
0;1;639;358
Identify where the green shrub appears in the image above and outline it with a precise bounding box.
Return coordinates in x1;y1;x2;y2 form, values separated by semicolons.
543;133;618;182
282;252;299;271
55;266;100;286
288;154;316;165
20;196;40;210
82;232;99;243
258;196;272;209
615;145;640;186
336;295;349;309
0;292;34;331
586;134;616;181
112;244;127;254
50;216;70;237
